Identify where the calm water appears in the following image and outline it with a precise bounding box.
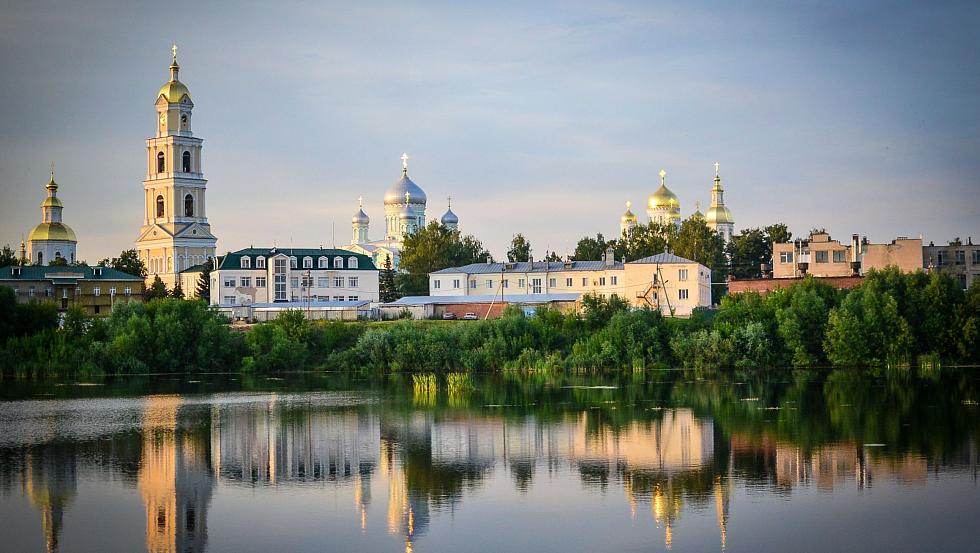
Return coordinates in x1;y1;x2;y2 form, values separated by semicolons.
1;369;978;553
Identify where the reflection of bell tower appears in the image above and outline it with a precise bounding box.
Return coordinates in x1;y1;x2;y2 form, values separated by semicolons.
25;448;77;553
138;395;214;553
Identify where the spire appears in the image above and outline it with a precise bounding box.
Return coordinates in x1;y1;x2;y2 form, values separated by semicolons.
447;195;452;210
713;162;722;187
358;196;363;208
659;168;666;186
169;43;180;81
47;161;57;190
401;152;409;175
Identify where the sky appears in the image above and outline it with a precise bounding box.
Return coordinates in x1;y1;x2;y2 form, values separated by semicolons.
1;0;978;263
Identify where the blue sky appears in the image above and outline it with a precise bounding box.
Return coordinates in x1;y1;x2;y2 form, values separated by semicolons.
1;0;977;262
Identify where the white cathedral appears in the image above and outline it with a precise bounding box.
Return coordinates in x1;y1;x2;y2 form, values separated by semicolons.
620;164;735;242
342;153;459;269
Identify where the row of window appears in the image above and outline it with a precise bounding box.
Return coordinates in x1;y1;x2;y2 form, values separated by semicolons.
434;275;623;291
156;150;195;174
223;295;360;305
240;255;359;270
936;250;980;266
778;250;848;263
155;193;196;218
11;287;132;297
224;276;359;288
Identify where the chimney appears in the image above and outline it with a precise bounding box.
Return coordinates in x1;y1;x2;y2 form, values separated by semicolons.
760;263;771;279
486;255;492;264
604;246;615;266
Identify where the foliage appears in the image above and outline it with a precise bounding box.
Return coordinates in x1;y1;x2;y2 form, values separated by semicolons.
726;224;792;279
171;281;185;299
824;285;913;367
398;221;491;296
196;258;213;300
379;255;398;302
507;233;532;262
97;249;148;279
145;275;169;300
573;233;612;261
0;244;19;267
614;221;675;262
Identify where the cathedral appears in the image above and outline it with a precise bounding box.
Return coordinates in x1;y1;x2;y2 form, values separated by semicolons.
26;166;77;265
619;164;734;242
342;153;459;269
134;46;218;288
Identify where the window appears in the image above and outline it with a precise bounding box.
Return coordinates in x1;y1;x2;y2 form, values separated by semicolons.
333;256;343;268
833;250;847;263
318;256;328;268
334;276;344;287
303;256;313;268
349;257;358;269
679;289;689;300
957;274;967;289
470;279;477;289
611;276;618;285
240;277;251;287
301;275;312;287
318;277;329;288
156;195;165;218
599;277;606;286
502;279;508;289
184;194;194;217
109;287;116;296
256;256;266;269
815;250;828;263
182;151;191;173
532;278;542;294
937;251;947;266
582;277;588;286
549;278;556;287
487;279;494;288
779;251;794;263
955;250;966;265
240;256;251;268
290;277;299;288
289;256;298;268
45;288;52;297
274;258;287;301
256;276;266;287
124;287;132;296
518;278;525;288
453;279;460;289
678;269;688;281
566;278;573;287
28;287;35;297
224;278;235;287
333;295;343;301
433;280;441;289
973;251;980;265
157;152;165;173
348;277;358;287
224;296;236;305
348;295;358;301
94;287;101;297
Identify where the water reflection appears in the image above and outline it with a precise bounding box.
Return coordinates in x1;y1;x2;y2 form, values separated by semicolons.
0;369;977;552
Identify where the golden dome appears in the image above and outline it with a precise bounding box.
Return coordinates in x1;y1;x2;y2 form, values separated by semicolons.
158;80;190;103
41;196;63;208
621;201;637;224
705;205;733;225
648;184;679;211
28;222;77;243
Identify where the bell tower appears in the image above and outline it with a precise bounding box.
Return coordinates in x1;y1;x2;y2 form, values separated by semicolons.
135;45;217;288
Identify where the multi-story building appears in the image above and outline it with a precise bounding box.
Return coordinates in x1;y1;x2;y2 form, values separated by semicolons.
924;238;980;290
773;232;922;278
429;249;711;316
0;265;144;315
208;247;379;307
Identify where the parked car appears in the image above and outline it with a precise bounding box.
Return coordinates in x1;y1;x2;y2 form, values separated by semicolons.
462;312;478;320
442;312;456;320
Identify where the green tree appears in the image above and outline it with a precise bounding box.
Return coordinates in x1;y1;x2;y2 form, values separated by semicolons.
672;218;726;275
507;233;532;262
48;257;69;266
145;275;169;300
196;258;213;300
0;244;18;267
726;224;792;279
379;255;398;302
397;221;490;296
171;281;185;299
543;251;562;262
97;249;148;279
573;233;611;261
614;221;675;261
957;280;980;363
824;285;913;367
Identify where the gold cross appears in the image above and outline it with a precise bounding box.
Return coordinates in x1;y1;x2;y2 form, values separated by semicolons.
358;196;363;208
659;169;666;184
171;44;178;61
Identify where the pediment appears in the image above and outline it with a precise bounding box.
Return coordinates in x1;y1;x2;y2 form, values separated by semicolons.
174;222;215;239
136;223;174;241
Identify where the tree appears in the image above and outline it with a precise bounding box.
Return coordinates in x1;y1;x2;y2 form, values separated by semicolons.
97;249;147;279
507;233;532;262
171;281;185;299
726;224;792;279
543;251;562;262
397;221;491;296
196;258;213;301
573;234;611;261
824;285;912;367
672;218;726;277
48;257;69;266
0;244;18;267
145;275;169;300
379;255;398;302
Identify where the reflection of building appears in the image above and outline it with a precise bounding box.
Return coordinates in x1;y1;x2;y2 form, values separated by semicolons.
25;446;77;553
138;396;214;553
773;442;927;490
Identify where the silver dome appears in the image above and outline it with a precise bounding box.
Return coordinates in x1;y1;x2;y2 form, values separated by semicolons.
352;208;370;225
441;207;458;225
384;170;427;205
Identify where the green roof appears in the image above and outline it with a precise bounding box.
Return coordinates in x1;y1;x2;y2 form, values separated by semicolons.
0;265;143;281
216;247;376;271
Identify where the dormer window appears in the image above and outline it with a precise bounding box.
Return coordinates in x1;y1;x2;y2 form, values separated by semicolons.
318;256;328;268
348;257;358;269
303;256;313;268
289;256;298;269
333;256;343;268
256;256;266;269
241;256;251;269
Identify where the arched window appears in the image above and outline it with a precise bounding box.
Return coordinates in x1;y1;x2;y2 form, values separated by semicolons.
184;194;194;217
241;256;251;269
256;256;266;269
348;257;358;269
182;151;191;173
157;152;165;174
37;252;43;264
318;256;328;268
289;256;297;269
333;256;343;268
156;195;165;218
303;256;313;268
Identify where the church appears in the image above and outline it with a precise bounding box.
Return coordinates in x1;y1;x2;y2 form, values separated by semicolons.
619;164;735;242
26;166;77;265
341;153;459;270
134;46;218;288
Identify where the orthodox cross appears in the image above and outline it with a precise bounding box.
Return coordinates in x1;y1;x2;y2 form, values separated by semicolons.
714;162;720;176
171;44;178;62
659;169;666;185
401;153;409;171
626;200;632;210
405;191;411;204
50;161;55;179
358;196;363;208
447;195;452;209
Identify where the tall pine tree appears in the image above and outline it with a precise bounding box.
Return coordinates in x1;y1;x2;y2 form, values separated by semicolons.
196;258;213;301
379;255;398;303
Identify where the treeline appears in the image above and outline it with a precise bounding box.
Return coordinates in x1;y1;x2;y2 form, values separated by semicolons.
1;267;978;376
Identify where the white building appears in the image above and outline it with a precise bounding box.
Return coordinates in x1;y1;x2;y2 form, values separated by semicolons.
209;247;379;307
429;249;711;316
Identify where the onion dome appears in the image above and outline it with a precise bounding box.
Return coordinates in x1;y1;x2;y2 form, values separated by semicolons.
28;223;76;242
158;45;191;103
691;201;704;220
352;197;370;224
705;204;734;225
384;153;427;205
621;200;637;224
647;169;679;211
440;197;458;225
